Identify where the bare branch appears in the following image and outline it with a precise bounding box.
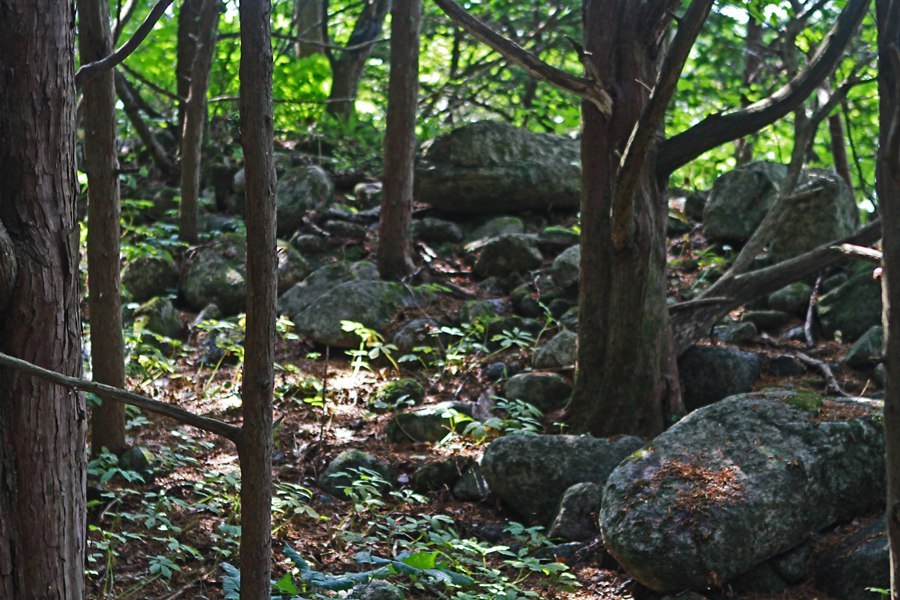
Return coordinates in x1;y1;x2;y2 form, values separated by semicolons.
76;0;175;89
657;0;870;176
833;243;883;263
0;351;241;443
611;0;714;248
431;0;612;117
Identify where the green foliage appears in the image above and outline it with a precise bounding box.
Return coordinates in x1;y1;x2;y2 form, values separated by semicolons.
342;320;400;375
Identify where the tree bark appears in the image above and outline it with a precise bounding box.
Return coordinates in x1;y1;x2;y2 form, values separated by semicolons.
179;0;219;244
79;0;127;457
177;0;204;134
377;0;420;279
735;17;762;165
326;0;391;122
875;0;900;595
115;71;179;179
238;0;276;595
568;0;681;437
0;0;86;596
828;110;854;187
295;0;325;57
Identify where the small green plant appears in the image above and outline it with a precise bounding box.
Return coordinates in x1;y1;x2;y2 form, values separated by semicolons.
341;320;399;375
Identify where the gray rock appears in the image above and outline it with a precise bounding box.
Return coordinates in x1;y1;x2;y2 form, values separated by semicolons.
233;168;246;193
704;162;788;242
551;245;580;291
414;217;463;244
416;121;581;214
742;310;792;331
459;299;504;324
503;372;571;413
324;219;368;240
465;216;525;247
392;318;440;353
875;363;886;387
452;462;491;502
133;297;181;339
768;171;858;263
278;260;377;323
537;226;579;254
371;379;425;411
770;543;812;584
712;320;757;343
180;234;247;315
817;264;883;342
121;254;179;302
481;434;644;524
844;325;884;369
413;459;468;492
319;450;393;498
290;232;328;254
600;392;885;592
815;518;888;600
768;282;812;316
684;192;706;222
766;355;806;377
353;581;404;600
548;482;604;541
533;330;577;369
473;234;543;278
730;562;788;595
118;446;155;479
510;284;543;319
276;240;310;295
293;279;412;348
667;214;692;236
386;401;471;443
678;346;761;410
276;165;334;236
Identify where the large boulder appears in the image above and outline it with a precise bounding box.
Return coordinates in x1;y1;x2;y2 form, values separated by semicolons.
481;434;644;525
815;518;888;600
473;234;543;278
180;234;247;315
817;264;883;342
533;330;577;369
277;260;379;323
551;245;580;291
415;121;581;214
704;162;788;242
121;254;179;302
600;392;885;592
276;165;334;236
503;372;572;413
768;170;857;262
291;279;414;348
678;346;761;411
703;163;857;255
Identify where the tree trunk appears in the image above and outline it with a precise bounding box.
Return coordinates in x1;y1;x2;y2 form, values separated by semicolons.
79;0;127;457
568;1;681;437
734;17;762;165
179;0;219;244
828;110;854;187
326;0;390;122
0;0;86;596
115;71;179;179
876;0;900;595
177;0;204;134
295;0;325;57
238;0;276;595
377;0;420;279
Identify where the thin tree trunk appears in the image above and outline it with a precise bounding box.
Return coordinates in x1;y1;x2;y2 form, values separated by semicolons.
79;0;127;457
0;0;86;596
179;0;219;244
326;0;390;122
295;0;325;57
238;0;276;594
377;0;420;279
735;17;763;165
177;0;204;135
828;111;854;187
876;0;900;595
568;0;681;437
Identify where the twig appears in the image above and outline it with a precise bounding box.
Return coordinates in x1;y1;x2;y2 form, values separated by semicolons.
0;351;241;442
804;275;823;347
833;243;884;264
795;351;849;396
76;0;175;89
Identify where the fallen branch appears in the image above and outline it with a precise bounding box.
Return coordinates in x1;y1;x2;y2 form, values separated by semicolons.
795;351;850;397
833;243;883;263
0;351;241;443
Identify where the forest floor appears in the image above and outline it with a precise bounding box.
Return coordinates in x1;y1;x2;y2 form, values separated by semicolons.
83;192;880;600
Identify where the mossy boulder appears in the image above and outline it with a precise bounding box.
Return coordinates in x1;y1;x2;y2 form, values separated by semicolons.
180;234;247;315
122;254;179;302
